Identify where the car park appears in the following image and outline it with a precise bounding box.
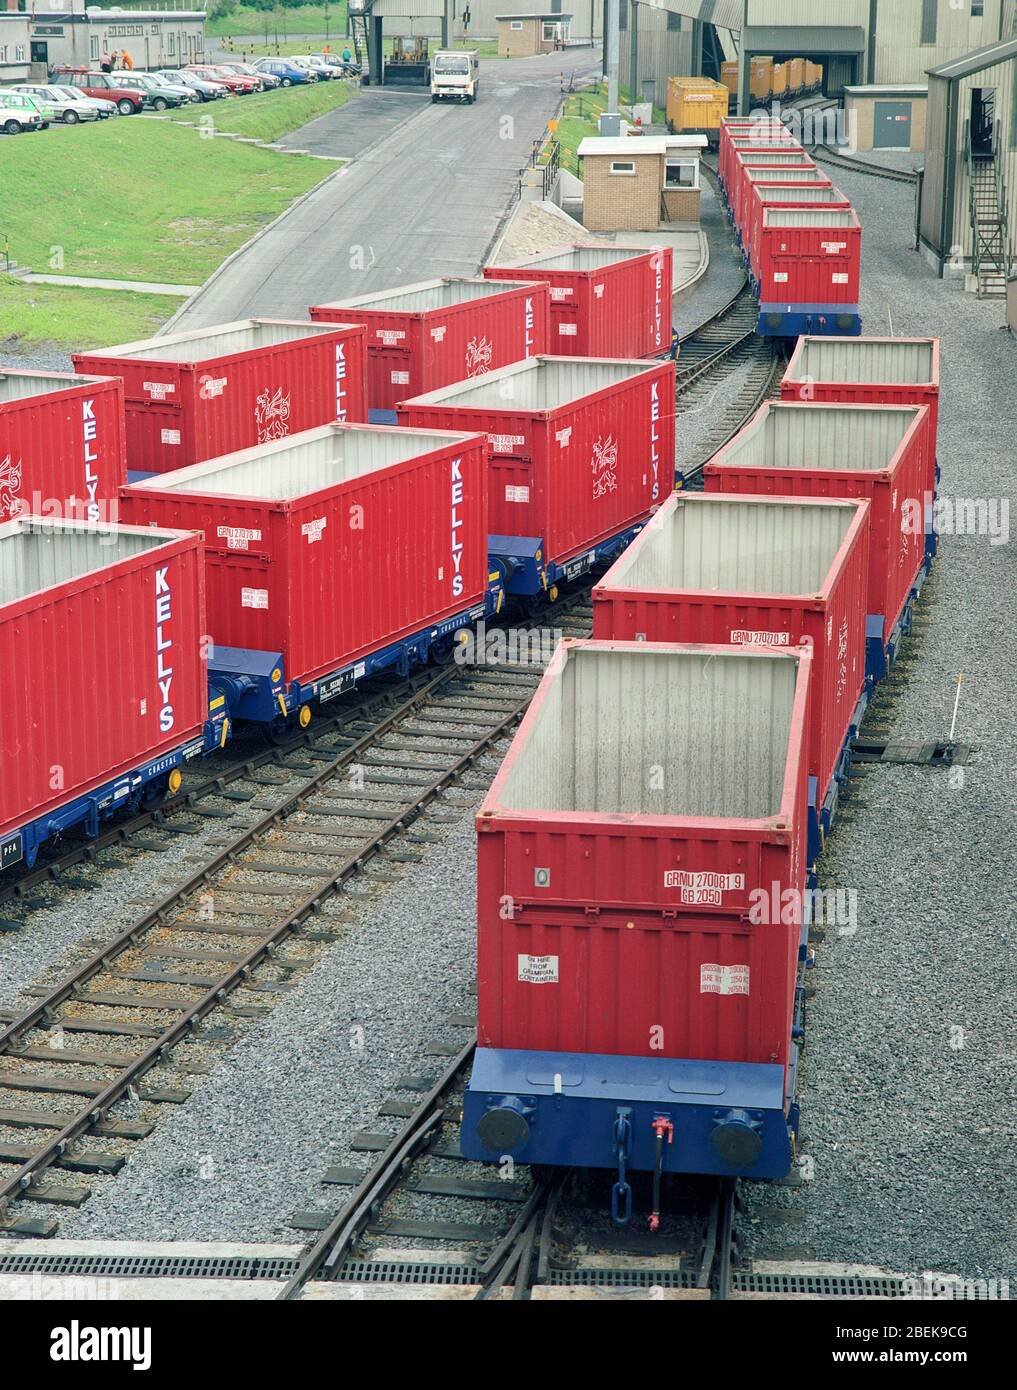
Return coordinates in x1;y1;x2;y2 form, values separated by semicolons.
252;57;316;86
0;90;45;133
143;71;200;105
53;85;117;119
290;55;334;80
187;63;257;94
9;83;101;124
156;69;229;101
54;68;145;114
109;71;189;110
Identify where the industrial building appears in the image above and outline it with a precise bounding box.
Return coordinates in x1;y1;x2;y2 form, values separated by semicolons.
919;34;1017;293
0;0;206;79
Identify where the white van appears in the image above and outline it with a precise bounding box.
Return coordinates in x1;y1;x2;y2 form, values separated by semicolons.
430;49;479;103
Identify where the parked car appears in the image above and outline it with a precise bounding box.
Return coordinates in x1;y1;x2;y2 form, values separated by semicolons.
187;64;259;94
216;60;281;91
314;53;360;76
155;69;229;102
0;91;45;134
9;83;99;124
50;85;117;119
54;69;145;115
7;90;54;127
290;55;335;79
143;72;200;104
108;71;188;111
252;58;316;86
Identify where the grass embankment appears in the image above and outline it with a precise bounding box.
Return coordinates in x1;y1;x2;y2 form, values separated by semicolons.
0;116;339;351
0;279;183;352
549;82;668;175
166;75;353;142
207;3;347;39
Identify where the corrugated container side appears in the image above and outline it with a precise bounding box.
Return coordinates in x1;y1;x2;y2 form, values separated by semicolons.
475;641;811;1066
746;185;850;278
788;57;805;93
719;120;795;190
771;63;789;97
74;321;368;475
732;153;814;230
720;60;738;96
591;493;870;800
750;57;775;102
781;336;940;496
308;280;551;413
397;358;676;567
0;372;126;525
758;209;862;307
703;402;930;636
483;246;673;358
119;426;488;687
667;77;728;134
0;520;206;841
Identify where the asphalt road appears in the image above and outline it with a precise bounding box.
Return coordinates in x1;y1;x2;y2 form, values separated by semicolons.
170;50;599;329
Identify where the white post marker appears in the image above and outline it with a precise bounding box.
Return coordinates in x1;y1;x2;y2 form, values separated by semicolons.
949;672;964;743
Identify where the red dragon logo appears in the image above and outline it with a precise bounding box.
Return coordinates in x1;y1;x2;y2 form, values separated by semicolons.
591;435;618;500
465;335;494;378
255;387;291;445
0;454;24;522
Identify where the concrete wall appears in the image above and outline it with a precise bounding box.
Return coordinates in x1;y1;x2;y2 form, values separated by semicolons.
0;16;31;83
583;151;661;230
30;17;206;72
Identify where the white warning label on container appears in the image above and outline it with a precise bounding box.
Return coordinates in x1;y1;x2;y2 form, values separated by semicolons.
241;587;269;609
518;953;559;984
143;381;175;400
558;323;578;336
430;326;447;342
489;434;525;453
217;526;261;551
821;241;847;254
391;370;410;384
549;287;573;301
199;375;228;399
594;284;605;298
555;426;572;448
505;485;530;503
772;272;789;283
302;516;327;544
161;429;181;445
377;329;406;345
700;964;750;996
831;273;849;284
730;629;790;646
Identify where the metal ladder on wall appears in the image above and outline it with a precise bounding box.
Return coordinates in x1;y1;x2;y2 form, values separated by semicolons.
965;103;1012;299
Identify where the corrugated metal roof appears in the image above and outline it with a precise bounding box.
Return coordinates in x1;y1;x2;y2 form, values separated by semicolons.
642;0;743;30
927;35;1017;82
576;134;706;156
843;84;928;97
743;25;864;55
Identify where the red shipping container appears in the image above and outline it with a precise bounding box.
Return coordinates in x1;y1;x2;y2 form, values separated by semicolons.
745;184;850;279
592;491;869;802
397;356;676;572
781;336;941;500
476;639;812;1070
719;122;799;192
308;277;551;414
74;319;367;475
0;516;206;844
0;368;126;525
119;422;489;690
483;244;673;358
731;153;815;232
757;207;862;310
704;401;930;641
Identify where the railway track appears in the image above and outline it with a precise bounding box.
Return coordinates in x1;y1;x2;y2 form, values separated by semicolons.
0;598;595;1238
814;144;920;184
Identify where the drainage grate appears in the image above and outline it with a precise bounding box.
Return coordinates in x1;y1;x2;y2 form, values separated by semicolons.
336;1260;479;1285
548;1267;702;1289
0;1254;298;1280
732;1272;1006;1299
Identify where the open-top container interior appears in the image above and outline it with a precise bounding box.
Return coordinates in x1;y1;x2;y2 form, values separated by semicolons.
721;403;918;471
764;209;856;227
495;644;796;819
95;320;351;364
0;371;104;404
129;423;474;499
602;495;854;595
321;278;533;313
757;185;846;203
747;167;827;181
408;357;652;411
0;520;174;606
513;246;652;271
786;338;935;386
